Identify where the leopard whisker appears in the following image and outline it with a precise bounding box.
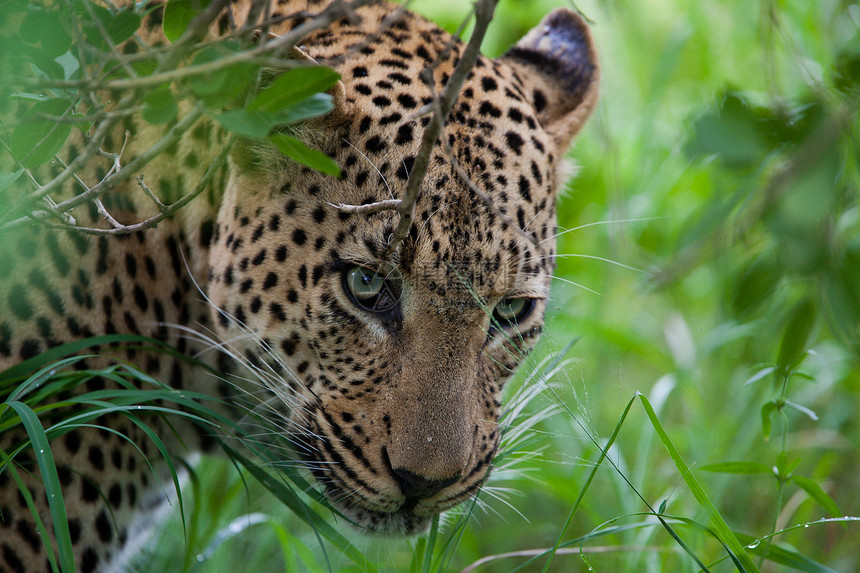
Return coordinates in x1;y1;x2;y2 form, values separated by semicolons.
540;216;663;244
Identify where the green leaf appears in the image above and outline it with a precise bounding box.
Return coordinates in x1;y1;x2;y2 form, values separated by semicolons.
737;532;840;573
0;170;23;193
163;0;212;43
699;461;772;475
214;94;335;139
212;110;273;139
685;92;770;168
55;52;80;80
77;5;141;48
761;400;779;440
142;88;179;125
250;66;341;112
777;296;817;374
745;366;777;387
8;98;73;168
791;475;843;518
730;253;782;317
20;8;71;58
269;93;334;124
269;134;340;177
107;10;141;45
784;400;818;421
188;43;258;107
26;48;65;79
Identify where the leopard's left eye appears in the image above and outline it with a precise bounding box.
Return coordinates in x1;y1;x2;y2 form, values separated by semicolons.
492;297;534;326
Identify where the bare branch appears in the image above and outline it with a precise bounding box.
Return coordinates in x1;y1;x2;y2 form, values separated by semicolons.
0;102;208;231
20;134;238;236
384;0;499;258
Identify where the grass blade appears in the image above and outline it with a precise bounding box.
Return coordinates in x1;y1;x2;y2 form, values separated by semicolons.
5;401;75;572
636;393;760;572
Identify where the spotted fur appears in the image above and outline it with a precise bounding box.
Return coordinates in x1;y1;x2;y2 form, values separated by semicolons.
0;1;598;570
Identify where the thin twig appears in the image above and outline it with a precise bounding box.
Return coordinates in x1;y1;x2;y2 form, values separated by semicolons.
384;0;499;258
0;102;208;230
329;199;402;214
22;134;238;235
460;546;674;573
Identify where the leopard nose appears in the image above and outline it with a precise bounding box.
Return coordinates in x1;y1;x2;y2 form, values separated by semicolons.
392;468;460;500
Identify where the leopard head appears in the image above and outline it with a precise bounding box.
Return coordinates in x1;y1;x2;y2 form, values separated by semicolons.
207;5;598;534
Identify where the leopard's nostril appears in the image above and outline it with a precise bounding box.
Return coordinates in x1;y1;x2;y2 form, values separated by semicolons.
391;468;460;500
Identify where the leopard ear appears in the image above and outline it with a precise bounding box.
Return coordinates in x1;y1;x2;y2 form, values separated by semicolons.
501;9;599;149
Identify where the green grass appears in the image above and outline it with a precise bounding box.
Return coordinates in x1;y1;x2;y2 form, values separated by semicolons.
3;0;858;571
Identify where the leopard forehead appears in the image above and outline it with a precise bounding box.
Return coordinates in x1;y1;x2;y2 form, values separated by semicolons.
227;10;562;301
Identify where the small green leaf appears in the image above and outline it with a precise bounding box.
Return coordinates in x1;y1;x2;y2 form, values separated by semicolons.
745;366;777;387
20;8;48;44
699;461;772;475
251;67;341;112
8;93;54;102
269;134;340;177
784;400;819;421
791;475;843;518
212;110;273;139
9;98;73;168
163;0;212;43
71;113;92;132
0;170;24;193
776;454;802;478
107;10;141;45
761;400;779;440
22;9;72;58
27;48;65;79
142;88;179;125
730;253;782;317
685;92;770;168
55;52;80;80
77;4;141;48
188;43;258;107
777;296;817;374
268;93;334;125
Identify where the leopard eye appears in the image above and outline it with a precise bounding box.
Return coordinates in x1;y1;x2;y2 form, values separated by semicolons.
345;266;384;300
493;297;533;326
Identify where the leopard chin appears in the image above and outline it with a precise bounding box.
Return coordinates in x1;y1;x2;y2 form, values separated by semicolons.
330;493;444;536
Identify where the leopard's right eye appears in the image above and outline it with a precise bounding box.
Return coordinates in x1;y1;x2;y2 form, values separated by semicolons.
343;266;398;313
345;266;384;301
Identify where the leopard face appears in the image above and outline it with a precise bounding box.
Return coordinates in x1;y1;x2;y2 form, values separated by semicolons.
206;1;599;533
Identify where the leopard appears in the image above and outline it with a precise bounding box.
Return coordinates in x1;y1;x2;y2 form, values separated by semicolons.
0;0;598;571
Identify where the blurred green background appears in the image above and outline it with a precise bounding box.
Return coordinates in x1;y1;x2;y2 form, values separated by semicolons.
138;0;859;571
